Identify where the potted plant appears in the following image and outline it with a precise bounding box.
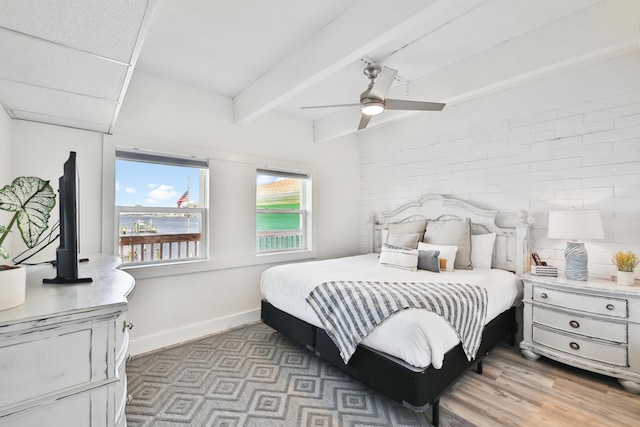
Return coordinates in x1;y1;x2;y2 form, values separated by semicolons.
613;250;638;286
0;177;56;310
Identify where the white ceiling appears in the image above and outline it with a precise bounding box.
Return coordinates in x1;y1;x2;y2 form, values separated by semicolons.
1;0;639;140
0;0;153;133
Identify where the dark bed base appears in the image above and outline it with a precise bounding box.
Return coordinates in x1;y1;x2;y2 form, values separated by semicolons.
261;300;517;427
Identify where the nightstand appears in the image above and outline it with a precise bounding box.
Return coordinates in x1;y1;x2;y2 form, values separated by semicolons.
520;273;640;394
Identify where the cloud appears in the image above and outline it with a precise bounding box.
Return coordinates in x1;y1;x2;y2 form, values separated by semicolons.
144;198;161;205
148;184;178;202
116;181;136;194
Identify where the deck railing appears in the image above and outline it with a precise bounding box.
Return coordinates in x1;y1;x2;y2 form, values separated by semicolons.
119;233;201;263
119;230;303;262
256;230;303;252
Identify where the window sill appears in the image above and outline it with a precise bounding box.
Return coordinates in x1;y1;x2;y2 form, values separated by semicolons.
120;249;317;280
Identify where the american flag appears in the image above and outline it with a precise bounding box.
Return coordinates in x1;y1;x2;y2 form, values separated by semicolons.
177;190;189;207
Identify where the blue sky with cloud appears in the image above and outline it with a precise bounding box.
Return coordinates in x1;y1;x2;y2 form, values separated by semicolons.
116;160;200;207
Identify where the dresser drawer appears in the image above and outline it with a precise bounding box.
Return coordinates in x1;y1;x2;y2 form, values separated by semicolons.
1;393;91;427
533;306;627;344
533;286;627;318
0;329;92;408
533;325;627;367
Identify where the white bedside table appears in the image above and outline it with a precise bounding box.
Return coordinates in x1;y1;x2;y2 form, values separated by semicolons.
520;273;640;394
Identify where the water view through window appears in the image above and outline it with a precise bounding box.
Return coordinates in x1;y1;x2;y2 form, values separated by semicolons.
115;154;207;265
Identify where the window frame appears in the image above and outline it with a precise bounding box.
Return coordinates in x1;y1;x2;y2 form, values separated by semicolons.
113;148;210;267
256;168;311;254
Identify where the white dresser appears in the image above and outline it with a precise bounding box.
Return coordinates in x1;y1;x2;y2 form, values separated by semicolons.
0;256;135;426
520;273;640;393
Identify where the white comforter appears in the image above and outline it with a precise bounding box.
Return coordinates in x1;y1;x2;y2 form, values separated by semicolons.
260;253;522;369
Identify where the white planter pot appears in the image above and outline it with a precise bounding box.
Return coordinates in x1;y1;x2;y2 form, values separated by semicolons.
0;265;26;310
617;271;635;286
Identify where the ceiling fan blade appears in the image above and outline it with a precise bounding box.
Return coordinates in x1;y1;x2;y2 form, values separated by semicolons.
358;114;372;130
368;67;398;100
301;103;360;109
385;99;446;111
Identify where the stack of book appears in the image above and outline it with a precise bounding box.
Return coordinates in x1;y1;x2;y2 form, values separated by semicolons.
531;265;558;277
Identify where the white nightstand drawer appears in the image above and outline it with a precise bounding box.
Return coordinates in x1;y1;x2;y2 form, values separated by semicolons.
533;286;627;318
533;326;627;367
533;306;627;344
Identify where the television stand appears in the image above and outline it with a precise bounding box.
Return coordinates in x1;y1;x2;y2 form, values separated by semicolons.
43;276;93;284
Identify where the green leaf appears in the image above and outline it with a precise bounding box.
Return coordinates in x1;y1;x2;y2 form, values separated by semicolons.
0;177;56;248
0;246;8;259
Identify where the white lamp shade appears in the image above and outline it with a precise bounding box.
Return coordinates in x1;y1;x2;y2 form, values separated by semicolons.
548;210;604;241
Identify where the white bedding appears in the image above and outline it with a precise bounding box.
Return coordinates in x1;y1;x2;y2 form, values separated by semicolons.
260;253;522;369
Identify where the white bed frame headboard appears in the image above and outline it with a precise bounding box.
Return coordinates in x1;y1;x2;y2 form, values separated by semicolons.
369;194;530;275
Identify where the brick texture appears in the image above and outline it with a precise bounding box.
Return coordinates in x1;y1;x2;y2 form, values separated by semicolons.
358;88;640;280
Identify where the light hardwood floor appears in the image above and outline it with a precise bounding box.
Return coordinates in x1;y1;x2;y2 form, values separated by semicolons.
441;344;640;426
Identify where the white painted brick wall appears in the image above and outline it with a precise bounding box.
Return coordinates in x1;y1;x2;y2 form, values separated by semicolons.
357;53;640;281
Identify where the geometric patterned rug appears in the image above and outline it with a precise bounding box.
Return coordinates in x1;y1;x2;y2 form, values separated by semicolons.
126;322;473;426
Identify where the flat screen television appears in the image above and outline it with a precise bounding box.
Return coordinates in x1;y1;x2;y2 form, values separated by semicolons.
43;151;92;284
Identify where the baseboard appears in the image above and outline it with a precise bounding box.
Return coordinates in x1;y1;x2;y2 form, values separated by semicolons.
129;308;261;356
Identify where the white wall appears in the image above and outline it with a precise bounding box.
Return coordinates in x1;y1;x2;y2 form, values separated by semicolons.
110;71;360;354
358;51;640;281
10;122;104;260
4;115;104;262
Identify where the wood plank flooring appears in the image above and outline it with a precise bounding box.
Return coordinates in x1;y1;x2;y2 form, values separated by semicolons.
441;343;640;426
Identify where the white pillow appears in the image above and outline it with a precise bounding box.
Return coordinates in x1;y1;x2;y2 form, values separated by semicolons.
379;243;419;271
418;242;457;272
471;233;496;269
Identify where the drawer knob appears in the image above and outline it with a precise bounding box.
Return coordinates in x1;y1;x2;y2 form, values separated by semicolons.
127;395;133;405
569;342;580;350
569;320;580;328
123;321;134;332
540;293;548;299
127;353;133;362
606;304;615;311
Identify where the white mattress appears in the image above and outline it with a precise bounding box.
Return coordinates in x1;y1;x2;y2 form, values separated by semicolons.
260;253;522;369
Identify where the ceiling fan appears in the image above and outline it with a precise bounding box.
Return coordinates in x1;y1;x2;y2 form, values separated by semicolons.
301;64;446;130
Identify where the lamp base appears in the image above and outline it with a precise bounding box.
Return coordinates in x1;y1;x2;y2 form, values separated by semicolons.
565;242;588;281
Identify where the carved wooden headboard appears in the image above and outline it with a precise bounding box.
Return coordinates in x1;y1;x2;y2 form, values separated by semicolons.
369;194;530;275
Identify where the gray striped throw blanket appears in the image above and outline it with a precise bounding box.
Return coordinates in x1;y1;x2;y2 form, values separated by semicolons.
306;280;488;364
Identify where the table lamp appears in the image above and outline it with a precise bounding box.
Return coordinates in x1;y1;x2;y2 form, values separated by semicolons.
548;210;604;280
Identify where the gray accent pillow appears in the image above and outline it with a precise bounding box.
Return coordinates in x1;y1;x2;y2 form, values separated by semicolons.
386;232;421;249
388;219;427;235
423;218;472;270
417;249;440;272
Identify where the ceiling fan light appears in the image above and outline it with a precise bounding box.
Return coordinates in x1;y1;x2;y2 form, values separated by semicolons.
361;101;384;116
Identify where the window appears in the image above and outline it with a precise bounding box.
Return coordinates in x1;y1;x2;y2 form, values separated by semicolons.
256;168;311;253
115;149;208;266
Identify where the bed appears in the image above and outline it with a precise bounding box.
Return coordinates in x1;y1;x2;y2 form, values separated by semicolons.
260;194;530;426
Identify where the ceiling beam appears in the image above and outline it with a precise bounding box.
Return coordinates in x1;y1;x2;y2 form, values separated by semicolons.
233;0;487;124
313;0;640;142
